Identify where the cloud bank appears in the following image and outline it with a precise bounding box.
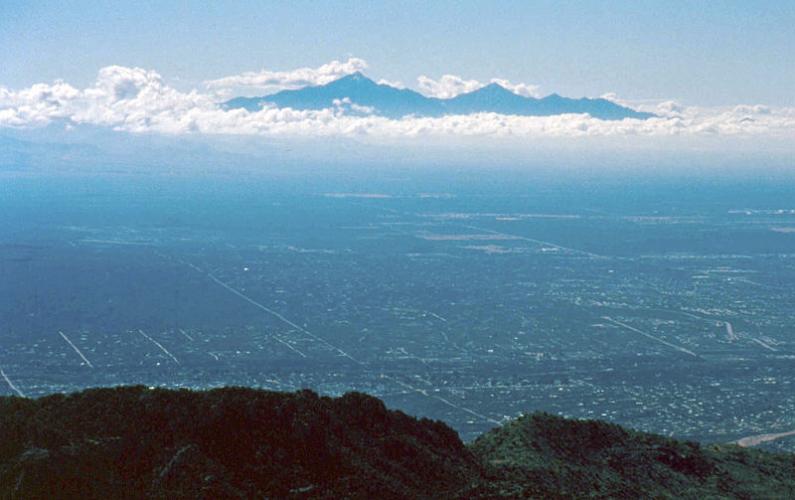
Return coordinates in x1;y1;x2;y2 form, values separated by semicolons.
1;63;794;145
205;58;369;93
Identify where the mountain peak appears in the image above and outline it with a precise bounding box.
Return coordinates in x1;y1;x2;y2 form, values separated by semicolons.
479;82;512;92
338;71;370;83
327;71;378;89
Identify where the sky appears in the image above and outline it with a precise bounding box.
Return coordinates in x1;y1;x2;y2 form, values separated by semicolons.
0;1;793;154
2;1;793;106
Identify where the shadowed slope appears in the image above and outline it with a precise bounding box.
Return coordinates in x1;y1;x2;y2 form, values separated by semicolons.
0;387;479;499
1;388;793;499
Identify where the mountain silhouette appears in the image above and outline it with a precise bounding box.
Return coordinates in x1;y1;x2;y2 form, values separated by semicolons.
225;72;654;120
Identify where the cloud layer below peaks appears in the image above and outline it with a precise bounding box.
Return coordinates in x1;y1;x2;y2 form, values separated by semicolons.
1;61;794;143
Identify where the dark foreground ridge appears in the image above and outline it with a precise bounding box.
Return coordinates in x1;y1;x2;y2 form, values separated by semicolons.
1;387;793;499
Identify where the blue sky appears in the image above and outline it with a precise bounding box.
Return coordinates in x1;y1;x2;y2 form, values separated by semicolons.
2;0;794;106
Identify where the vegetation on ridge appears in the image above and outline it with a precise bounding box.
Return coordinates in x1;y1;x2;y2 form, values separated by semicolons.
1;386;793;499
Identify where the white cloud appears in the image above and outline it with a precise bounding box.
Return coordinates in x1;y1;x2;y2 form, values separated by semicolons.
417;74;541;98
0;80;81;126
1;64;794;144
654;100;685;116
489;79;541;98
417;74;484;98
204;58;368;92
332;97;375;115
377;78;405;89
733;104;771;115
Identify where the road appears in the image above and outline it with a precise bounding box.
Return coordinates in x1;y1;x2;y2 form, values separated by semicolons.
736;429;795;447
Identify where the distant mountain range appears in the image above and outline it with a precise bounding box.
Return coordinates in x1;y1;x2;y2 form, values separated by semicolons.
225;72;655;120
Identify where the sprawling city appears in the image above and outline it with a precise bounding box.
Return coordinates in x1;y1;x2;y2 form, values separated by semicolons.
3;173;793;451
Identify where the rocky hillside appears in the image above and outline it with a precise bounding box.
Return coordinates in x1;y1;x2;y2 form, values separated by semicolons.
1;387;793;499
